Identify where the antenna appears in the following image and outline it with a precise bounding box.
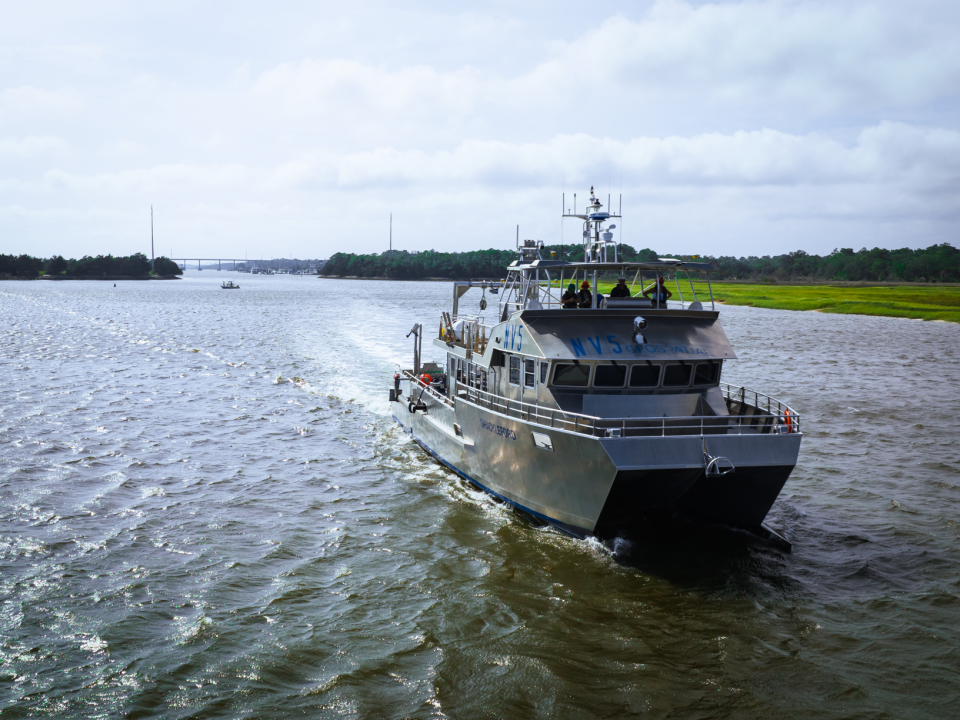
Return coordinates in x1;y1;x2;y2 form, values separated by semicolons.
574;193;576;215
516;224;519;248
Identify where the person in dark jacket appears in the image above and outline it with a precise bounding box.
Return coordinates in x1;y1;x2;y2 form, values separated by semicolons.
561;283;578;309
578;280;593;308
610;275;630;298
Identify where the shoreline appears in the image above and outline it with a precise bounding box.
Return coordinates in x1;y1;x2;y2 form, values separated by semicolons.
319;274;960;288
324;276;958;323
319;275;497;282
0;275;182;281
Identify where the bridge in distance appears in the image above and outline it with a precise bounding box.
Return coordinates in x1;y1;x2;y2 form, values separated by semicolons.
172;258;252;270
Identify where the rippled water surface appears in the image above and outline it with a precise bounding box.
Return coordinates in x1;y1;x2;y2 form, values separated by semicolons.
1;274;959;719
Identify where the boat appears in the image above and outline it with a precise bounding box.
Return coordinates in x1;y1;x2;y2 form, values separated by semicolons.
391;187;802;547
221;280;240;289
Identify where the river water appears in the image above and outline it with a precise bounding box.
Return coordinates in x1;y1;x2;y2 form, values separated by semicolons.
1;273;958;719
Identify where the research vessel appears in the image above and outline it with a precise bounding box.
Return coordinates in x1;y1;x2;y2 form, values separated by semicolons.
391;188;802;545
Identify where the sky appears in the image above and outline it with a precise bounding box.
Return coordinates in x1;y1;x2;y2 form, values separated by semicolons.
1;0;958;260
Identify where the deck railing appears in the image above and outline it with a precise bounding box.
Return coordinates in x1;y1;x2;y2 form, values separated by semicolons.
403;371;801;438
403;370;455;409
450;380;800;438
438;314;491;355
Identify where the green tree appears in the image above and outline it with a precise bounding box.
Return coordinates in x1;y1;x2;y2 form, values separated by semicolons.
15;254;43;277
153;256;182;276
46;255;68;274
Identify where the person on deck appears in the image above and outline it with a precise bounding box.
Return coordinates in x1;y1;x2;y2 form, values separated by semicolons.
610;275;631;298
642;275;673;307
578;281;593;308
561;283;579;309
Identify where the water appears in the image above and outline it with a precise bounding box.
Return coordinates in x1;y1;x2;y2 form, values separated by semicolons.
1;274;958;719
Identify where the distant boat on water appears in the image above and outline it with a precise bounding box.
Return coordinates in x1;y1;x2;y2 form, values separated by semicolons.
221;281;240;289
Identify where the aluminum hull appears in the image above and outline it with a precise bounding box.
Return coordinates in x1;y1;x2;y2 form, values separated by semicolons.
392;382;801;538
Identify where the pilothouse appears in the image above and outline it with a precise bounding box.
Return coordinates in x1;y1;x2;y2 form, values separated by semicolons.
391;187;802;546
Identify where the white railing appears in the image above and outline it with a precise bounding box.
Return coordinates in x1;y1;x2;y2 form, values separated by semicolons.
452;381;800;438
720;381;798;431
438;313;491;354
404;370;455;408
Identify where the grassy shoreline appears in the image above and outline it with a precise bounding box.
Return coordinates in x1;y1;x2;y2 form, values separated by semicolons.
323;275;960;323
593;280;960;323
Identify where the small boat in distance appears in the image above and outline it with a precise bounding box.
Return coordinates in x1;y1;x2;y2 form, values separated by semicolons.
221;280;240;289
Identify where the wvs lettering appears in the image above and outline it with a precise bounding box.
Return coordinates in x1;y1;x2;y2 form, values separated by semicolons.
479;418;517;440
570;336;709;357
504;323;523;351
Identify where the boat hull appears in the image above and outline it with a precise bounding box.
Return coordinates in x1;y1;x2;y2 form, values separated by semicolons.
392;383;802;539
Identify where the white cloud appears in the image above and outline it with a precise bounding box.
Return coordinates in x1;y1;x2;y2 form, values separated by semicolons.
0;86;82;117
1;0;958;258
527;1;960;111
0;135;65;157
0;163;253;194
244;0;960;138
263;122;960;196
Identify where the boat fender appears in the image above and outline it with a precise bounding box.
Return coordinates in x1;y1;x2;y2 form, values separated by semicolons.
393;373;401;394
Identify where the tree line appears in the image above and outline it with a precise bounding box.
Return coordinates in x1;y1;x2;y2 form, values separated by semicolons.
320;243;960;283
0;253;182;278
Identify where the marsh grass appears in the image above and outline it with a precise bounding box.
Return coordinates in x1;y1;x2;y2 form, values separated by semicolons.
585;280;960;323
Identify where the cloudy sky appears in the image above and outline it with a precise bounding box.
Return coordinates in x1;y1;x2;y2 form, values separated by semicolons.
2;0;958;260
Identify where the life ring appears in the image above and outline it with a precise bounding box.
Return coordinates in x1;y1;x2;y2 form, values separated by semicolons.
784;409;793;433
419;374;432;386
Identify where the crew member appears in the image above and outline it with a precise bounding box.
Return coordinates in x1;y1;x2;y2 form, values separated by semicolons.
642;275;673;307
610;275;630;298
578;280;593;308
561;283;578;309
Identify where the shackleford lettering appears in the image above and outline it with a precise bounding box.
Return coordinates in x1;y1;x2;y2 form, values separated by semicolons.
479;418;517;440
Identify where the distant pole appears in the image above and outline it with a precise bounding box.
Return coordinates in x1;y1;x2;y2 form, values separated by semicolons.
151;205;155;272
390;213;393;260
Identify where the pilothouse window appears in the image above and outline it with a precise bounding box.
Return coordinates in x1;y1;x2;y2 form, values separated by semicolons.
509;356;521;386
663;363;692;387
694;361;721;385
540;362;548;385
629;364;661;388
523;359;536;388
594;363;626;387
553;363;590;387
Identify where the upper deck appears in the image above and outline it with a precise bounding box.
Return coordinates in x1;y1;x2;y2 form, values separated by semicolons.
434;186;729;364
